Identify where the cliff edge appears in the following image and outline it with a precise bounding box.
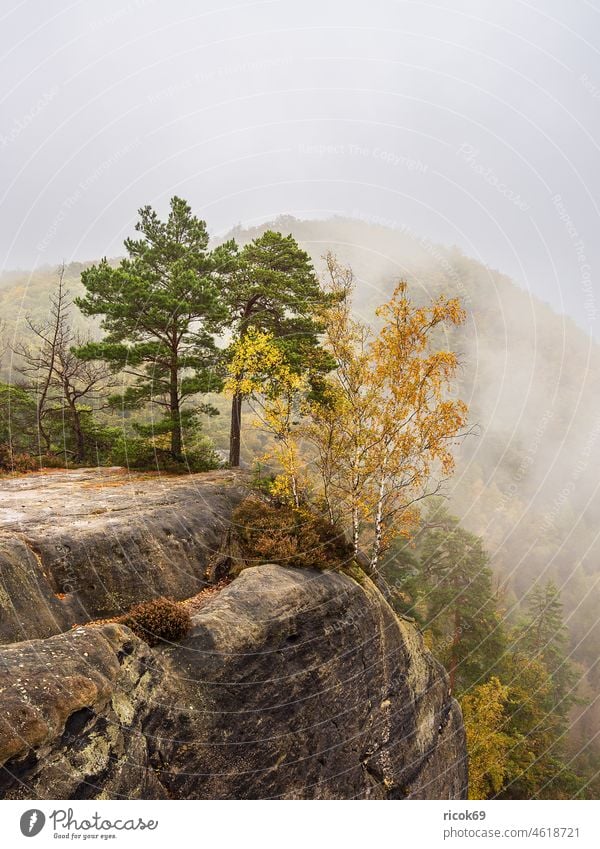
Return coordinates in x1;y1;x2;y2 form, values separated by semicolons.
0;469;467;799
0;564;467;799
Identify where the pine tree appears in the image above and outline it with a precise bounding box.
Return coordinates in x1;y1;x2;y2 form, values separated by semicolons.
515;581;579;718
419;514;505;694
495;584;582;798
497;650;584;799
75;197;229;460
224;231;333;467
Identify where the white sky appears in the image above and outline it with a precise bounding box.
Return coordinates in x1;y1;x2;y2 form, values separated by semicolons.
2;0;600;333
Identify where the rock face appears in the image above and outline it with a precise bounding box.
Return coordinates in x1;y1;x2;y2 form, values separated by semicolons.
0;468;247;643
0;564;467;800
0;623;163;799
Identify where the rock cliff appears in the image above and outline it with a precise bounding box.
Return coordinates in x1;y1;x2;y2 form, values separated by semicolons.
0;469;467;799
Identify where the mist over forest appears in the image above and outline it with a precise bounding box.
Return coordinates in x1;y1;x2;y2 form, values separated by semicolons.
230;216;600;673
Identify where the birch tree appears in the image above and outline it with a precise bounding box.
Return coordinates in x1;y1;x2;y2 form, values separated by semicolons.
227;254;469;573
303;255;469;571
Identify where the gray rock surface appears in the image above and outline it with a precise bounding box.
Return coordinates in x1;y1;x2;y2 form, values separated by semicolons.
0;468;247;642
0;564;467;800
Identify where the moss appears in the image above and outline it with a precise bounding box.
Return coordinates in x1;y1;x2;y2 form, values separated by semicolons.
342;560;368;585
110;692;135;725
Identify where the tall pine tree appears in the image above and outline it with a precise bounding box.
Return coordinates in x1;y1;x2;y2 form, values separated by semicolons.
514;581;579;723
75;197;229;459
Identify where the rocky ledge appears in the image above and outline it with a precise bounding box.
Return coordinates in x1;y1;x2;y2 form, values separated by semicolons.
0;563;467;800
0;468;247;643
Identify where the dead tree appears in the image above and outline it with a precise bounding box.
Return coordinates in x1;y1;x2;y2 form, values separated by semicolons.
0;319;7;373
13;266;115;461
51;324;116;461
13;265;68;454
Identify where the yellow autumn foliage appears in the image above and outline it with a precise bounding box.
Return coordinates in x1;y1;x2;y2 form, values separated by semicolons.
225;254;468;561
461;677;512;799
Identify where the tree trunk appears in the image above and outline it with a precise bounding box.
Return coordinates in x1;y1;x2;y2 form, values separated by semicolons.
228;309;256;468
37;264;66;457
229;392;242;467
170;363;182;460
323;482;335;525
370;457;388;573
352;505;360;555
70;403;85;462
290;473;300;508
37;410;52;455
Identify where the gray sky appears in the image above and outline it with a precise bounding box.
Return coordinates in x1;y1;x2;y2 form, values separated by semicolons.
2;0;600;334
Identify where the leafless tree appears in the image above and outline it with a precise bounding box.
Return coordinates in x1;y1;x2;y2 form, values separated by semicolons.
51;323;116;460
13;265;116;461
13;265;67;453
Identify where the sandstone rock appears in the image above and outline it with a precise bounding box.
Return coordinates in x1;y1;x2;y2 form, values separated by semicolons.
0;536;70;644
0;565;467;799
0;623;164;799
0;469;248;643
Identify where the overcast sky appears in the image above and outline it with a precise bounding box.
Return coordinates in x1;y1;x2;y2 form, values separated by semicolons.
2;0;600;333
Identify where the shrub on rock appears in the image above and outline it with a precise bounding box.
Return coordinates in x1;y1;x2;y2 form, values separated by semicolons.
118;597;191;646
233;496;353;571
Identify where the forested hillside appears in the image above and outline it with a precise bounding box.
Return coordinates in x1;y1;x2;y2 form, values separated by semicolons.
2;215;599;792
3;217;600;650
222;216;600;677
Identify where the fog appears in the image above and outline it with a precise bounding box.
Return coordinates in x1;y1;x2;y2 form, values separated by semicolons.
2;0;600;336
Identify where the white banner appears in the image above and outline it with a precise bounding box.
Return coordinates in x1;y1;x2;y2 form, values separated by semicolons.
0;800;598;849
